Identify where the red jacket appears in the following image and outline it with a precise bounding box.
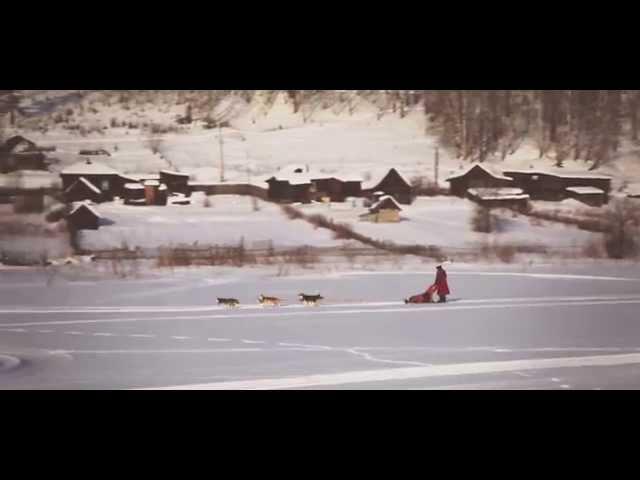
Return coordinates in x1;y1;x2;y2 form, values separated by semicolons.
434;268;450;295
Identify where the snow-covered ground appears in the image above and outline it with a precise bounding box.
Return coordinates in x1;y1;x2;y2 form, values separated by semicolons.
298;196;600;249
72;194;600;254
76;195;342;250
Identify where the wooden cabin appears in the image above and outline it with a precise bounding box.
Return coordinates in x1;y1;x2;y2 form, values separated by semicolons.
60;159;120;201
64;177;104;203
446;164;514;197
0;135;47;173
66;203;101;230
364;168;414;204
359;195;402;223
503;170;612;202
159;170;190;195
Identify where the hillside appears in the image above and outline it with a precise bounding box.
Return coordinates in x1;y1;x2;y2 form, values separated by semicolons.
4;90;640;193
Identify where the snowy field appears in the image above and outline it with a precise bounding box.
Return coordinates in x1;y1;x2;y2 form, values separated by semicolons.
299;196;600;249
72;194;601;253
76;195;342;250
2;263;640;389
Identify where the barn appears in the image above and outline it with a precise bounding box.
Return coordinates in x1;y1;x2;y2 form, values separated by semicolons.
446;164;514;197
60;159;120;201
64;177;104;203
360;194;403;223
265;166;314;203
311;175;362;202
364;168;414;205
503;170;612;202
0;135;47;173
66;203;101;230
159;170;190;195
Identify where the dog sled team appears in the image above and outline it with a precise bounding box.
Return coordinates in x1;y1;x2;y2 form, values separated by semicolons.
217;293;325;308
217;263;451;308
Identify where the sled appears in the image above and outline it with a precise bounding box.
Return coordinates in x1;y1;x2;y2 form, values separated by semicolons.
404;285;439;304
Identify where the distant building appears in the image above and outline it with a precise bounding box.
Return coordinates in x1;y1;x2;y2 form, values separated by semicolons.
565;186;607;207
359;194;402;223
446;164;514;197
363;168;414;204
503;170;612;203
60;159;121;200
66;202;101;230
64;177;104;203
78;149;111;157
123;183;146;205
159;170;190;195
266;165;363;203
0;135;47;173
466;187;530;210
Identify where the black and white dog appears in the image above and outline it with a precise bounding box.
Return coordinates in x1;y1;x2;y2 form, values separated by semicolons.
299;293;324;306
217;297;240;308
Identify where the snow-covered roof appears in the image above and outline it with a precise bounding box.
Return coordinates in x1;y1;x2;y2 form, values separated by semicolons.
446;163;513;182
566;186;605;195
370;194;402;212
160;169;190;178
363;168;412;190
467;188;529;201
126;173;161;181
77;177;102;195
124;183;145;190
69;202;101;218
61;159;119;176
267;166;314;185
144;180;160;186
119;174;140;183
269;165;364;185
503;169;612;180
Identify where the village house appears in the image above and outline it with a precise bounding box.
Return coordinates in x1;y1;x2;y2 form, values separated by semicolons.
60;159;121;200
78;149;111;157
359;194;403;223
503;170;612;203
0;135;48;173
66;202;101;230
64;177;104;203
363;168;414;205
466;187;530;211
265;166;315;203
446;163;514;197
266;165;363;204
159;170;190;195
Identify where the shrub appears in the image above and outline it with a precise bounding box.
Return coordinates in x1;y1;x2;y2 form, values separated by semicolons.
603;199;640;259
495;244;516;263
471;205;495;233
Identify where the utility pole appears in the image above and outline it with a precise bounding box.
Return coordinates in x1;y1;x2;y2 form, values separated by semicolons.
434;146;440;187
218;123;225;183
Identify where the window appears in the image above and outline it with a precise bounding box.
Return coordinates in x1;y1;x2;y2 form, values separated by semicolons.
101;180;110;191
